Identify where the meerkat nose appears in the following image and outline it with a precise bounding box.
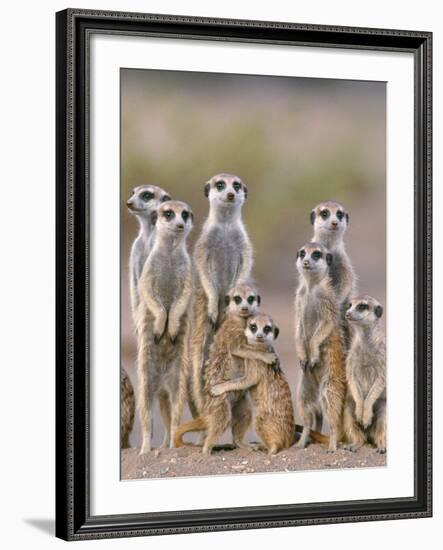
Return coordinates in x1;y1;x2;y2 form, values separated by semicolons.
176;223;184;230
227;192;235;201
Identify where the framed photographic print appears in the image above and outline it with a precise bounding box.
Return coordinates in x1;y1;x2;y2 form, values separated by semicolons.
55;8;432;541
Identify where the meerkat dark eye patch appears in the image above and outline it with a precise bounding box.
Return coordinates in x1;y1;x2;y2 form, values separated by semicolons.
321;209;330;219
299;250;306;259
161;194;171;202
336;210;344;220
263;325;272;334
357;303;369;312
181;211;189;222
233;181;241;192
141;191;153;202
374;305;383;318
215;180;226;191
311;250;322;261
234;296;242;305
249;323;257;333
247;296;255;305
163;210;175;221
347;303;352;310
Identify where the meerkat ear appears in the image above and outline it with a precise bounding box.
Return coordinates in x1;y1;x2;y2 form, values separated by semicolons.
151;210;158;225
310;210;316;225
346;212;350;224
242;184;248;200
190;211;194;224
326;253;333;266
225;295;230;306
274;326;280;340
374;305;383;318
204;182;211;197
256;295;261;306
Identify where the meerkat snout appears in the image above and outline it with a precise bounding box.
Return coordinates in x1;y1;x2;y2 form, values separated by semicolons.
225;283;261;318
345;296;383;324
296;242;332;275
203;173;248;207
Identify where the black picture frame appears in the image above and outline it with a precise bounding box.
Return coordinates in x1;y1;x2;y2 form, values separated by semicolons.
55;8;432;541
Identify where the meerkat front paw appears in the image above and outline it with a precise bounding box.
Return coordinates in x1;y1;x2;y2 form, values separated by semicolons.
153;316;167;344
355;403;364;425
209;384;224;396
308;359;319;370
362;407;373;429
376;446;386;454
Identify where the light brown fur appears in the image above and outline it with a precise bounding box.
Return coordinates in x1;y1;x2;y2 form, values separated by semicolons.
120;367;135;449
174;285;277;453
211;314;295;455
294;242;346;453
343;296;386;453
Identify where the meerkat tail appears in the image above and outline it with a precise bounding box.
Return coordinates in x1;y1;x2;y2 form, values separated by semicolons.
173;417;207;447
294;424;330;444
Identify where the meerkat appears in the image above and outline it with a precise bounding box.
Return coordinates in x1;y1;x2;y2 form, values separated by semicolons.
136;200;194;455
310;201;356;316
174;284;279;454
294;242;346;453
190;173;253;413
126;184;171;324
120;367;135;449
343;296;386;453
210;314;296;455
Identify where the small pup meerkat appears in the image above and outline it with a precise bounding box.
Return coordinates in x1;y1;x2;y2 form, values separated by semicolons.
126;184;171;324
343;296;386;453
310;201;356;313
174;283;278;454
136;200;194;455
120;367;135;449
190;173;253;413
294;242;346;453
211;314;296;455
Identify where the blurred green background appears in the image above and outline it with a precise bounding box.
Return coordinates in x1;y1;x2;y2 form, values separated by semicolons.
121;69;386;449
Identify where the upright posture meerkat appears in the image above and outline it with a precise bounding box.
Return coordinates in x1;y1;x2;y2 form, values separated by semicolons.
126;184;171;323
174;284;278;454
211;314;295;455
190;173;253;413
294;242;346;453
120;367;135;449
136;200;194;455
343;296;386;453
310;201;356;314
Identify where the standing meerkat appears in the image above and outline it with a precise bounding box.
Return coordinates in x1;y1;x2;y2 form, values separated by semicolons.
310;201;356;314
174;284;278;454
120;367;135;449
126;184;171;324
211;313;296;455
136;200;194;455
343;296;386;453
190;173;253;413
294;242;346;453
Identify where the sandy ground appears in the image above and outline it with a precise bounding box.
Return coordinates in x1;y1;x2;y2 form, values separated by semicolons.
121;443;386;480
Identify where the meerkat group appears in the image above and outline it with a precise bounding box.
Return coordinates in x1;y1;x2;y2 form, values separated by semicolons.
121;175;386;459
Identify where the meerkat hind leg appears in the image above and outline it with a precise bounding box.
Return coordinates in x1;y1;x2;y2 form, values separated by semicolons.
158;391;171;448
295;410;313;449
231;395;253;450
201;404;230;454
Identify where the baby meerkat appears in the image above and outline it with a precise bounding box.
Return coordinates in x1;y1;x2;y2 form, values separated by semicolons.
294;242;346;453
136;200;194;455
343;296;386;453
310;201;356;314
190;173;253;413
174;283;278;454
120;367;135;449
126;184;171;324
211;314;295;455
